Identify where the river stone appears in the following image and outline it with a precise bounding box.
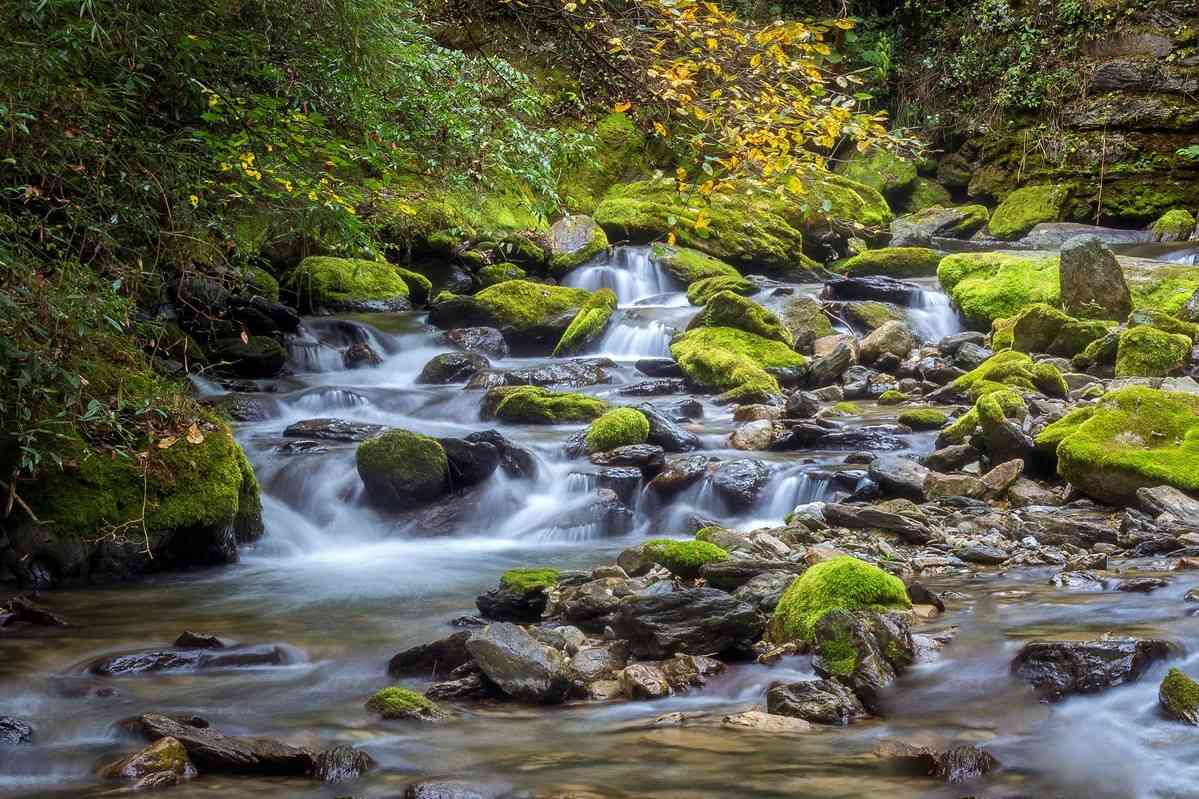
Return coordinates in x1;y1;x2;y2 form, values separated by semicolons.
722;710;812;733
476;585;548;624
806;339;855;386
88;643;291;676
699;559;804;591
98;735;196;786
956;544;1008;565
570;641;629;683
810;609;915;712
465;622;572;704
822;503;932;544
343;342;383;370
405;781;501;799
859;320;915;365
617;663;672;699
488;360;611;389
464;430;537;480
589;444;665;474
417;352;490;384
637;404;701;452
710;459;771;509
922;444;978;473
868;457;929;501
766;679;869;725
873;739;999;784
1138;485;1199;521
548;214;604;266
1059;236;1133;321
729;419;775;450
612;587;762;659
211;336;286;378
733;571;795;614
0;596;67;628
635;358;684;378
314;744;377;783
891;206;988;247
0;716;33;744
388;631;473;678
981;458;1024;498
1010;638;1182;701
437;327;509;358
282;418;387;442
922;471;986;500
824;276;921;306
135;714;317;775
438;438;500;487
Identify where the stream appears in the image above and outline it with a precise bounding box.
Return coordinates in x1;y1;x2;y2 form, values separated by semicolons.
2;246;1198;798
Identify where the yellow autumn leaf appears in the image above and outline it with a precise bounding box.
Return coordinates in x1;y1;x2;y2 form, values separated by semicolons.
653;121;669;138
186;424;205;445
613;101;631;113
666;231;677;246
158;436;178;449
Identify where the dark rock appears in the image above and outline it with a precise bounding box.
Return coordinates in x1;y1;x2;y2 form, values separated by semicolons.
612;587;762;659
464;430;537;480
938;331;987;355
212;336;286;378
956;544;1008;565
465;622;572;703
135;713;316;775
1011;638;1182;701
282;418;387;442
0;716;33;744
0;595;68;627
476;586;548;623
314;745;377;783
807;340;854;387
216;395;273;422
873;739;999;784
810;609;915;711
635;358;684;378
618;378;686;396
906;582;945;612
595;466;643;505
784;390;822;419
867;457;929;501
922;444;979;472
822;503;932;544
388;631;473;678
417;352;490;384
589;444;665;474
699;559;805;591
438;438;500;487
825;276;921;306
710;459;771;510
570;640;630;683
638;404;701;453
648;454;714;496
343;342;383;369
1116;577;1170;593
488;360;611;389
88;644;291;676
173;631;225;649
437;327;509;359
733;571;794;614
814;425;910;451
766;679;869;725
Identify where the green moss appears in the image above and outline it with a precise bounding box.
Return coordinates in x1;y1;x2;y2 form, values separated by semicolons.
483;386;609;424
694;526;727;544
837;149;917;199
829;401;860;416
878;390;909;405
903;178;953;213
1034;405;1096;453
781;296;834;351
1160;668;1199;723
670;326;807;404
691;291;794;346
558;113;648;213
987;184;1070;239
1152;209;1197;241
475;280;589;332
898;203;990;238
364;687;448;721
768;556;911;644
641;538;728;579
584;407;650;453
136;321;208;367
650;243;742;285
1047;387;1199;503
992;317;1016;351
844;300;907;332
288;256;409;311
1032;362;1068;398
954;351;1037;398
1127;309;1199;343
838;247;943;279
478;263;528;288
817;637;859;677
1115;326;1191;378
548;220;609;275
242;266;280;302
355;429;449;504
500;567;560;594
898;408;948;429
941;389;1027;445
937;251;1060;327
394;265;434;305
686;274;754;306
554;288;618;356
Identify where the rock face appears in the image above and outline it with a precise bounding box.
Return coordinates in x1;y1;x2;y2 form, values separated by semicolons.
1010;639;1181;701
135;714;316;775
1058;236;1134;321
766;679;869;725
465;623;572;704
612;588;762;659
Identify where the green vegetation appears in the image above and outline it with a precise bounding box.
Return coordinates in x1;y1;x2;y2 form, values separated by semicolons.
898;408;948;430
584;408;650;453
1152;210;1197;241
987;184;1070;239
554;289;618;356
686;275;755;306
483;386;609;424
878;390;910;405
641;538;728;579
953;351;1038;399
941;389;1027;445
768;557;911;644
478;264;529;288
836;150;917;200
938;252;1061;327
650;244;743;286
475;281;590;333
838;247;943;279
1115;327;1191;378
289;257;410;312
1160;668;1199;725
365;687;448;721
1032;362;1069;398
691;292;794;347
500;568;561;594
671;327;807;404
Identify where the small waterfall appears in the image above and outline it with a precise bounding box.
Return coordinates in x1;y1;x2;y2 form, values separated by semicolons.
563;246;680;305
592;311;673;358
285;328;351;373
908;289;963;343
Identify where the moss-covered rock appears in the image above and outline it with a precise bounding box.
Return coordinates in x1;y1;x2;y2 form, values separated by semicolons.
768;557;911;644
1032;361;1068;398
242;266;280;302
548;215;609;275
1150;209;1197;243
842;300;907;332
781;295;834;353
836;149;918;202
670;326;807;404
690;291;794;347
288;256;412;313
1159;667;1199;725
365;686;449;721
394;266;433;306
641;538;728;579
938;251;1060;327
891;204;989;244
482;386;608;424
1115;326;1191;378
476;280;589;332
898;408;948;430
686;274;754;306
558;113;648;214
953;351;1039;399
878;389;909;405
477;263;528;288
902;177;953;213
838;247;943;279
554;288;617;356
211;336;286;379
584;408;650;453
987;184;1071;239
500;567;560;594
650;244;742;285
1127;309;1199;344
1037;387;1199;504
356;430;449;509
941;389;1027;446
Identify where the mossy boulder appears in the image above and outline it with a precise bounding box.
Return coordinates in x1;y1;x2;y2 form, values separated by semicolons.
365;687;449;721
554;288;618;356
938;251;1060;328
1006;303;1112;357
288;256;412;313
768;557;911;644
953;351;1038;400
641;538;728;580
781;295;834;353
671;326;807;404
211;336;286;379
686;274;754;306
903;177;953;213
1160;668;1199;725
431;280;592;354
838;247;943;279
987;184;1071;239
482;386;608;424
1127;309;1199;343
836;148;918;203
898;408;948;430
558;112;648;213
1150;209;1197;243
940;389;1027;446
878;389;909;405
394;266;433;306
1036;387;1199;504
891;204;989;246
242;266;280;302
547;215;609;275
500;567;560;594
356;430;449;509
650;244;743;286
584;408;650;453
1032;362;1068;398
1115;326;1191;378
843;300;907;332
477;263;527;288
689;291;794;347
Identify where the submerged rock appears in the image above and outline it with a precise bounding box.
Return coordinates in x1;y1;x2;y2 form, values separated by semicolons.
873;738;999;784
134;713;316;775
0;716;33;745
97;735;196;788
388;631;473;679
314;744;378;783
87;643;291;676
1011;638;1181;701
766;679;868;725
1159;667;1199;725
417;352;490;384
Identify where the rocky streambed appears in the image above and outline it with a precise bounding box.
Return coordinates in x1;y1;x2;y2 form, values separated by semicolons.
3;239;1199;799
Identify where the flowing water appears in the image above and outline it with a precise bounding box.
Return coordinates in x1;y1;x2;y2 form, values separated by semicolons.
2;248;1196;798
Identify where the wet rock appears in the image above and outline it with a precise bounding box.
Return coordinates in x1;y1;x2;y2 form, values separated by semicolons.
710;459;771;510
464;430;537;480
859;320;914;365
489;360;611;389
88;644;291;676
98;735;196;786
594;467;642;505
1059;235;1133;321
810;609;915;711
1050;570;1108;590
559;576;630;625
922;444;979;473
314;744;377;783
1116;577;1169;593
873;738;999;784
437;327;509;359
923;471;986;500
635;358;684;378
956;544;1008;565
589;444;665;474
867;457;929;501
812;425;910;451
729;419;775;451
1138;485;1199;522
722;710;812;733
417;352;490;384
0;595;68;628
699;559;804;591
282;418;387;442
388;631;473;678
617;662;671;699
1011;638;1182;701
439;438;501;487
134;714;316;775
824;276;921;306
405;780;501;799
822;503;932;544
981;458;1024;498
570;640;629;683
637;404;701;452
174;631;225;649
476;586;549;624
618;378;686;396
216;394;273;422
784;390;822;419
613;587;762;659
891;206;989;247
766;679;869;725
465;622;572;703
343;342;383;369
211;336;286;378
648;454;714;496
806;339;856;387
0;717;33;744
1008;478;1062;508
1159;667;1199;725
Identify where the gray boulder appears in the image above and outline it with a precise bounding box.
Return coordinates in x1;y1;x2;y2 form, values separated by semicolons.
612;587;762;659
1010;638;1181;701
766;679;868;725
1059;235;1133;321
465;623;572;703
